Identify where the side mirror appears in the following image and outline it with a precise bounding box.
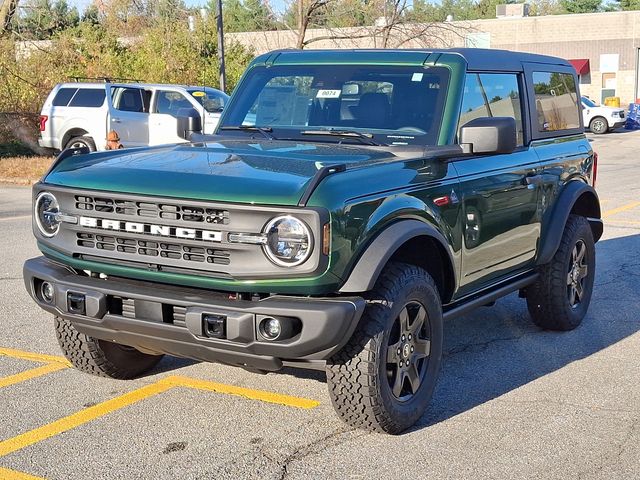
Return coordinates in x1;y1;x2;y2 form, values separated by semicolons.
176;107;203;140
459;117;517;155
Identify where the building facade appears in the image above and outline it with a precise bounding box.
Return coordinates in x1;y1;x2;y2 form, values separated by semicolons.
229;10;640;106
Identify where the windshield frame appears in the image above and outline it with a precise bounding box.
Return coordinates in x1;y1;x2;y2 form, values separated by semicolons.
217;64;451;146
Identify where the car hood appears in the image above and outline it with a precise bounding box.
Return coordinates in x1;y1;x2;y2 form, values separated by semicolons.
44;139;403;205
587;105;625;115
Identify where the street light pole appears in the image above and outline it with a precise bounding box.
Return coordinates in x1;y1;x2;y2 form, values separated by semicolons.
215;0;226;92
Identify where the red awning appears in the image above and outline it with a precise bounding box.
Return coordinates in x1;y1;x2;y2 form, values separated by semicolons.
568;59;590;75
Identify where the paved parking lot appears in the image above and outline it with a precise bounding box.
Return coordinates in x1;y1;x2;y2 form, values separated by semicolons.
1;131;639;479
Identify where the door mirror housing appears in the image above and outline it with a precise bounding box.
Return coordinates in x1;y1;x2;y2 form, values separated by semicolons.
459;117;517;155
176;108;203;140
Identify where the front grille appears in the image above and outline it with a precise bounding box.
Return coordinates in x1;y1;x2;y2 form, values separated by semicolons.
76;233;231;265
41;186;323;279
75;195;229;225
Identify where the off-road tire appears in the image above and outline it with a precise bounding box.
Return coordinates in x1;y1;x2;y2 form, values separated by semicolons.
589;116;608;135
526;215;595;330
326;262;443;434
65;135;96;152
54;316;163;379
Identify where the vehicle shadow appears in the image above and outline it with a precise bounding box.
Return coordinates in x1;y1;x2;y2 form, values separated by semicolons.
412;233;640;431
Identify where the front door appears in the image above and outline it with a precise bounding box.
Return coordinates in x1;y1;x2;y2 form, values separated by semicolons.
148;89;194;146
453;72;542;295
107;86;151;147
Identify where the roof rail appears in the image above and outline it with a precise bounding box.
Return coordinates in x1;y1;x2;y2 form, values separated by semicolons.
69;76;142;83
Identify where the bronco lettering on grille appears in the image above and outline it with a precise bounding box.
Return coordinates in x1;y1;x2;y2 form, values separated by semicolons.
79;216;222;242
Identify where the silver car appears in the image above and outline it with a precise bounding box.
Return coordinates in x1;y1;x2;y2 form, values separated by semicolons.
38;81;229;151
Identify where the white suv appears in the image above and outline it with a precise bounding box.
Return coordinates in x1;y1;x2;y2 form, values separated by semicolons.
38;82;229;152
581;96;625;134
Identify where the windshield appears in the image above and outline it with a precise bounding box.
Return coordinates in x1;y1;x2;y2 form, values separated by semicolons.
188;88;229;113
219;65;450;145
582;96;597;108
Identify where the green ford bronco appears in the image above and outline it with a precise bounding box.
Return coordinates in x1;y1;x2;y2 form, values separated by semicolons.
24;48;602;434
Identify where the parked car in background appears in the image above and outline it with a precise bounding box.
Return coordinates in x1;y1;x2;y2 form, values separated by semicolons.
581;95;625;134
38;82;229;152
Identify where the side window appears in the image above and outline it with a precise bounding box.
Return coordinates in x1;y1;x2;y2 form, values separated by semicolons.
459;73;524;145
52;88;77;107
112;87;145;113
532;72;580;132
155;91;193;117
68;89;106;108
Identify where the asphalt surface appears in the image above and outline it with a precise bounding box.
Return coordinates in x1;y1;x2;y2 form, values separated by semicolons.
0;131;639;479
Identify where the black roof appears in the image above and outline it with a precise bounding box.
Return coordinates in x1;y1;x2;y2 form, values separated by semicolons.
447;48;571;71
263;48;572;72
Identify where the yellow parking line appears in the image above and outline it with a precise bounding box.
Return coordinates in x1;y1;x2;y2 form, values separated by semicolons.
162;375;321;409
0;466;46;480
0;382;172;457
602;201;640;218
0;363;67;389
0;348;71;367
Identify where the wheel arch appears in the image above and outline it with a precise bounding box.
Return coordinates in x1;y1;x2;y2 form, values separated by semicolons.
61;128;90;149
339;219;456;303
538;181;602;265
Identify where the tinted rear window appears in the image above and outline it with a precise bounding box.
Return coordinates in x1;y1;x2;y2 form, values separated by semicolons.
52;88;77;106
533;72;580;132
68;89;106;107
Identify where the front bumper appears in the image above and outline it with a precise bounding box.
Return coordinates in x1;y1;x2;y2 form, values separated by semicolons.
24;257;365;371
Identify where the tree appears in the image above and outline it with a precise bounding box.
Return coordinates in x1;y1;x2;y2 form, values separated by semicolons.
12;0;80;39
280;0;470;50
615;0;640;10
216;0;277;33
560;0;601;13
0;0;19;35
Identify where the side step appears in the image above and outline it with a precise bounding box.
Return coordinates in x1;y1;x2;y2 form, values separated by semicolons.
443;272;538;322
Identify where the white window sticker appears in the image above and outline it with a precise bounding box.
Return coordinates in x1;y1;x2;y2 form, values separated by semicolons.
411;73;424;82
316;89;341;99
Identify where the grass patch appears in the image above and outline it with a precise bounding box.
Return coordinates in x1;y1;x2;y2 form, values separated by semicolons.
0;155;54;183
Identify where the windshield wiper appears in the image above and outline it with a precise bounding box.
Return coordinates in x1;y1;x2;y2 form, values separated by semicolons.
219;125;274;140
300;129;381;146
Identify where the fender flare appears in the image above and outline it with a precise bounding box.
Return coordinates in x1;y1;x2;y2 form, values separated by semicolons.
537;181;602;265
339;219;455;294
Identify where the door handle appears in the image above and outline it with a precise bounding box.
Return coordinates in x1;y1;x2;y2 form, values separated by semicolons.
111;118;121;123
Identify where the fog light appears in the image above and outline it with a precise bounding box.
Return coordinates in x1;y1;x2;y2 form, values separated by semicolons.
40;281;54;304
260;317;282;340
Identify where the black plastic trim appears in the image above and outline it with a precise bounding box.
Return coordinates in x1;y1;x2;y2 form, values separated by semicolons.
23;256;365;371
339;219;455;294
443;271;538;321
537;181;602;265
297;163;346;207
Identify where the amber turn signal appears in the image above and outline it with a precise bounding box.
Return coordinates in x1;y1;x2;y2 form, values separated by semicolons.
322;223;330;256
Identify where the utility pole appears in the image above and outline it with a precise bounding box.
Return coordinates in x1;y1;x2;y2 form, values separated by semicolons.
215;0;226;92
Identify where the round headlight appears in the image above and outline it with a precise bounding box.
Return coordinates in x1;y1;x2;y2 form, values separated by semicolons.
34;192;60;237
263;216;312;267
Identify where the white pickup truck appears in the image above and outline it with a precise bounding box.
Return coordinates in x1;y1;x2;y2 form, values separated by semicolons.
38;82;229;152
